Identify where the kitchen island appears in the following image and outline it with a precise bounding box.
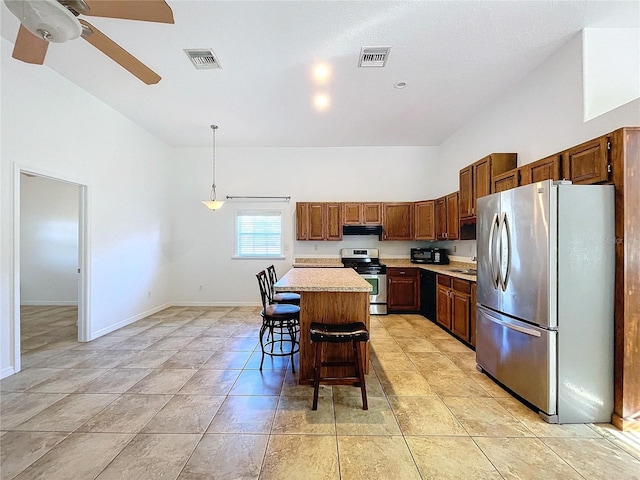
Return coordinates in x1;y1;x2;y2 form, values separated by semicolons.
274;267;372;384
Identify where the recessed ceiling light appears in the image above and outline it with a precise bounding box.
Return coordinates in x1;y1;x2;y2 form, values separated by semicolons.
394;81;407;89
313;93;330;111
313;64;331;83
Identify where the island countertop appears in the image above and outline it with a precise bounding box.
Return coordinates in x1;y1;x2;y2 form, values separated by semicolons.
274;267;373;292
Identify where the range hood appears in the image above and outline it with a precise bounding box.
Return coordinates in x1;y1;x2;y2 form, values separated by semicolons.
342;225;383;236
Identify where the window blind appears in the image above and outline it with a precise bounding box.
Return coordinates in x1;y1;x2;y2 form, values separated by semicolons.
235;210;283;257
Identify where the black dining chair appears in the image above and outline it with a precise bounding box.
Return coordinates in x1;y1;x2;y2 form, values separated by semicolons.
256;269;300;372
266;265;300;305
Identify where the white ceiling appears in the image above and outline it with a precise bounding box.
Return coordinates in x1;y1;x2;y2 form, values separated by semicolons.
2;1;638;148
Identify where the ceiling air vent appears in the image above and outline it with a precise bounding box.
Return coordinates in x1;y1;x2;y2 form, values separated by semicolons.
358;46;391;67
184;49;222;69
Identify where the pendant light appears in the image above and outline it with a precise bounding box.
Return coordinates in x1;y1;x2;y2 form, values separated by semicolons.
202;124;225;210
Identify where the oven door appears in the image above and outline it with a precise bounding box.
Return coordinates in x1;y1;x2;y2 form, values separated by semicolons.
360;274;387;315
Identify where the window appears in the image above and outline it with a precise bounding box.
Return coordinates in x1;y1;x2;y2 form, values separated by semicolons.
235;209;284;258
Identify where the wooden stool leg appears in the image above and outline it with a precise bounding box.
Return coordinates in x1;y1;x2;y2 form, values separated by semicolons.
312;342;323;410
354;340;368;410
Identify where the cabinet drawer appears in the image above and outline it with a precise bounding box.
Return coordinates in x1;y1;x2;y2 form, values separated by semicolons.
388;267;419;279
453;278;471;294
437;274;452;287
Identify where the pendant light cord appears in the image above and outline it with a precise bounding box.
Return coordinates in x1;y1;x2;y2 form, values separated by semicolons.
210;124;218;201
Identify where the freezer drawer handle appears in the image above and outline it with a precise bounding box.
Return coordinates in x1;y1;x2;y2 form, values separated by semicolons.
485;313;542;337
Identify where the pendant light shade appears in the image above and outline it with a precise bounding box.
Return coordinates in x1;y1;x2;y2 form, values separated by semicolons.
202;124;224;210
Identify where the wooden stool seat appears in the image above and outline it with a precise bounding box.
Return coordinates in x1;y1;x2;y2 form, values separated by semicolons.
309;321;369;410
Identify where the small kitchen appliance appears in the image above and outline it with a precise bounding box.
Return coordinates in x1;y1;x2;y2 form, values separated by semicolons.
410;247;449;264
340;248;387;315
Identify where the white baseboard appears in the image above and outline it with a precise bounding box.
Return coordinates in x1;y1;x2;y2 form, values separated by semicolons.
1;366;16;380
20;301;78;306
171;301;261;307
88;302;172;340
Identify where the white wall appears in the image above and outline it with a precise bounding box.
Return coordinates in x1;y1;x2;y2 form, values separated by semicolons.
20;175;79;305
583;28;640;121
168;146;441;305
1;38;173;377
437;31;640;196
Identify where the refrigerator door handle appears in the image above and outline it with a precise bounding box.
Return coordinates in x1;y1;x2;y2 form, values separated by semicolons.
489;213;500;290
498;212;512;291
483;312;542;337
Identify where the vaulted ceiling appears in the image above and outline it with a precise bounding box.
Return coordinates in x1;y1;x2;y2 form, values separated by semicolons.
2;1;638;147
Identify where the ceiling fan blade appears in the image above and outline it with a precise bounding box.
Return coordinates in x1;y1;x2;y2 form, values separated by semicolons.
81;0;174;24
79;19;161;85
12;24;49;65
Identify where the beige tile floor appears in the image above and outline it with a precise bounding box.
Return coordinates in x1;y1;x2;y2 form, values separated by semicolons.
2;305;640;480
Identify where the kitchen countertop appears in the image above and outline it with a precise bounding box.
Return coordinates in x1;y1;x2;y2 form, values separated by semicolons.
293;258;343;268
384;259;477;282
274;267;373;292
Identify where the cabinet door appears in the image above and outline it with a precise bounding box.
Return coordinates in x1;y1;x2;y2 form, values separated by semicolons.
325;203;343;240
436;284;452;329
308;203;325;240
362;203;382;224
451;278;471;342
445;192;459;240
296;202;309;240
387;268;420;311
343;203;362;225
470;283;477;348
414;200;435;240
563;136;609;185
492;169;520;193
459;165;474;219
474;156;492;208
382;203;413;240
435;196;447;240
521;154;561;186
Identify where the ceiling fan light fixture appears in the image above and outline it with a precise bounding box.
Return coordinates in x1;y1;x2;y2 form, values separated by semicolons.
5;0;82;43
202;125;225;211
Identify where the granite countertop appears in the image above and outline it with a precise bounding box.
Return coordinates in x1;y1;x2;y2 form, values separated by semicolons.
384;259;477;282
274;267;372;292
293;258;342;268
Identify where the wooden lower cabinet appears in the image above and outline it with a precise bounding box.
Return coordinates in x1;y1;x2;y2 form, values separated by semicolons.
387;267;420;312
436;274;474;344
470;283;477;348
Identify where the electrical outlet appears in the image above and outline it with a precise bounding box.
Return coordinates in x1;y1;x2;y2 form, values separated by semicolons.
198;285;204;291
147;291;151;298
314;244;318;251
453;246;457;253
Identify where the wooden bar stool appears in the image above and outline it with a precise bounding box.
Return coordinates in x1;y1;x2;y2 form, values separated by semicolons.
309;322;369;410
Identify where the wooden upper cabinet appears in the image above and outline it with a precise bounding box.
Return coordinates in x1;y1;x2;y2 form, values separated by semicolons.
460;153;517;220
435;193;459;240
446;192;459;240
563;136;610;185
342;203;362;225
362;203;382;224
382;202;413;240
493;169;520;193
296;202;309;240
296;202;342;241
459;166;473;219
308;203;325;240
325;203;342;240
520;154;562;186
414;200;436;240
342;202;382;225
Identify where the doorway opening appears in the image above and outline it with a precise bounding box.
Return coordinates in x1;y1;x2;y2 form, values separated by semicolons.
13;170;88;373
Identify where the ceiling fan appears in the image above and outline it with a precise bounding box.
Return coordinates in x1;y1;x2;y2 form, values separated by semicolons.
4;0;174;84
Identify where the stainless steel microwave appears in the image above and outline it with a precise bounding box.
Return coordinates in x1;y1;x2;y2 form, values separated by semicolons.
411;247;449;264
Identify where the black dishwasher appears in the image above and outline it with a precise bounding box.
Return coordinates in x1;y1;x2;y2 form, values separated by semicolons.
420;269;437;321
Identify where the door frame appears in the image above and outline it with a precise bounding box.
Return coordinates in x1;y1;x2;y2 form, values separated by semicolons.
12;166;90;373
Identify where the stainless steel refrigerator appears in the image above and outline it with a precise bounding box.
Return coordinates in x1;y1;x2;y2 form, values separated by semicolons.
476;180;614;423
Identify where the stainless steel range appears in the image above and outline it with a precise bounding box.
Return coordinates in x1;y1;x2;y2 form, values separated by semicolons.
340;248;387;315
